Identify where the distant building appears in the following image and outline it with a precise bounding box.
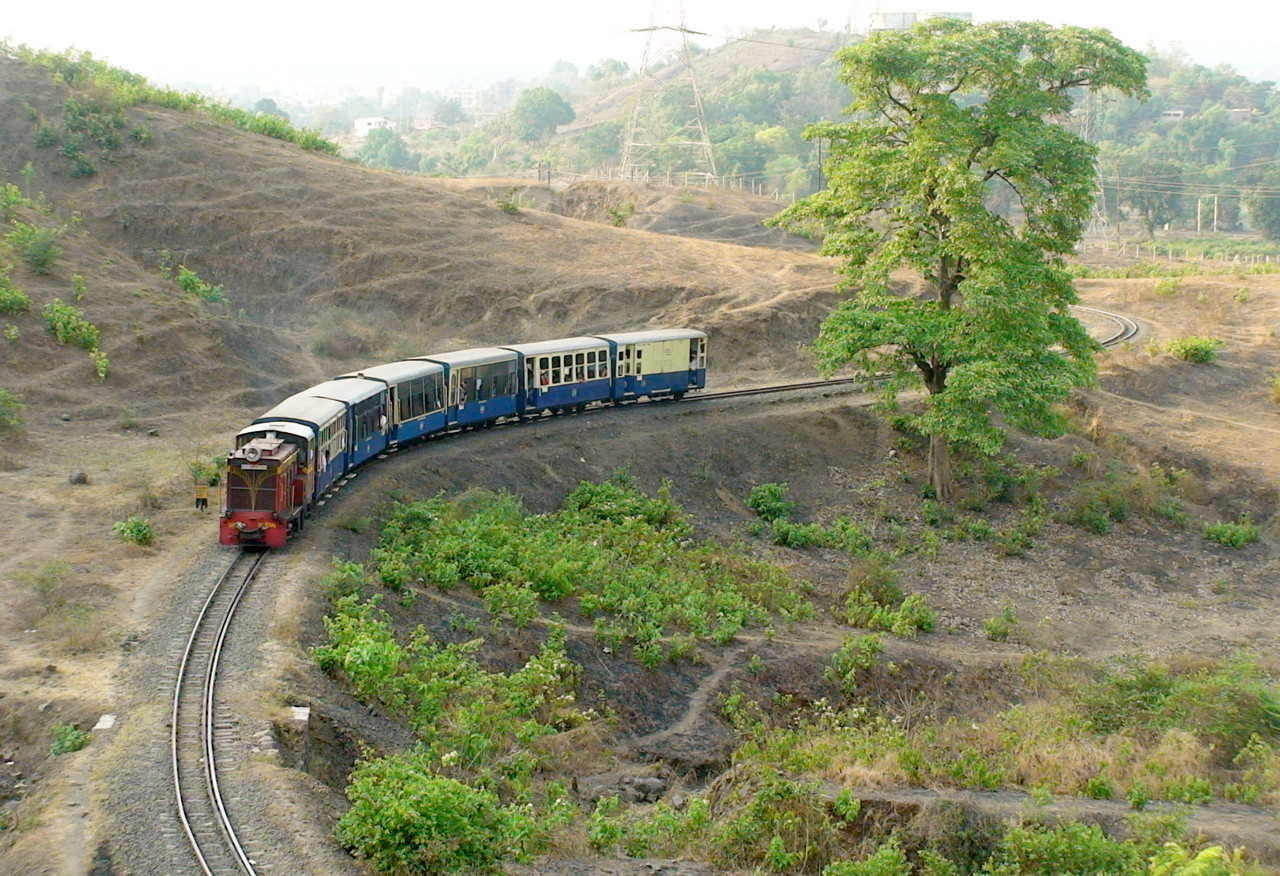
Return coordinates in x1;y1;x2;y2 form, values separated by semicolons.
869;10;972;32
353;116;394;138
1160;109;1187;123
1227;107;1256;123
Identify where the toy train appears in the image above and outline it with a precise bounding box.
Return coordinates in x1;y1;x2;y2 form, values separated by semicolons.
220;329;708;547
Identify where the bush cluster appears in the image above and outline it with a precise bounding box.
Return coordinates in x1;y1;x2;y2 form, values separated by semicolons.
0;271;31;314
1063;465;1188;535
42;298;99;349
370;478;812;665
6;222;62;274
1164;336;1224;363
842;559;935;637
746;483;874;554
1203;518;1260;548
50;723;90;755
113;515;154;545
176;265;226;303
824;634;884;695
0;388;23;430
316;591;579;871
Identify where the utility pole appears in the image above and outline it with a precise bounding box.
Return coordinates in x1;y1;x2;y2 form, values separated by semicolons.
1213;193;1219;233
619;5;718;185
1196;196;1202;233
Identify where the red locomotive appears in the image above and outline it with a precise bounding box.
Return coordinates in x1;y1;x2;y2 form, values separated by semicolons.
219;431;309;548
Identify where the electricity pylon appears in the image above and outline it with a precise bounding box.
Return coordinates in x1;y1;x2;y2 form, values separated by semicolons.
618;12;718;183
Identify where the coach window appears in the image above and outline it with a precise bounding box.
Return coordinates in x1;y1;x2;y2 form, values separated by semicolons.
585;350;596;380
550;355;561;384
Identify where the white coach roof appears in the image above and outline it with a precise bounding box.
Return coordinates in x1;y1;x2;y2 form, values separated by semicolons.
304;377;387;406
413;347;516;368
594;328;707;345
339;360;444;384
503;336;610;357
254;394;346;428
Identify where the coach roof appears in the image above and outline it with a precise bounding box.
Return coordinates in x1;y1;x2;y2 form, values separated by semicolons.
338;360;444;384
304;377;387;406
413;347;516;369
594;329;707;345
254;394;346;428
502;336;610;357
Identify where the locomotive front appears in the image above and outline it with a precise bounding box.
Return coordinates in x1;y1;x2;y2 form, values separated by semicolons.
219;433;304;548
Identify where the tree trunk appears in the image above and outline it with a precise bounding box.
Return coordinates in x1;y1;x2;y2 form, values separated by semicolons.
928;433;953;502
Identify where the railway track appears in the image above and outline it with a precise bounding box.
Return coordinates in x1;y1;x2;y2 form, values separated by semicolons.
171;550;266;875
169;304;1137;872
1075;305;1142;347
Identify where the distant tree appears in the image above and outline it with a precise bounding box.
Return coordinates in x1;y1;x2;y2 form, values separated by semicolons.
1116;150;1185;236
511;87;575;141
252;98;289;122
435;98;468;126
550;60;579;77
1244;172;1280;240
588;58;630;81
770;20;1147;500
573;120;624;166
357;128;420;172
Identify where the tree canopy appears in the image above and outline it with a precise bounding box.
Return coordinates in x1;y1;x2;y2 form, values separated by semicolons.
771;19;1148;499
511;87;575;141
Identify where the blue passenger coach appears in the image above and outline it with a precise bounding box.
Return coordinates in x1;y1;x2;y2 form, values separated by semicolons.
304;378;391;468
503;336;614;414
413;348;520;428
337;360;448;447
594;329;707;400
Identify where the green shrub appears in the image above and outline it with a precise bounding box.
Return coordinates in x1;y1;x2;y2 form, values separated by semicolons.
843;559;934;637
129;125;152;144
983;605;1018;642
825;634;884;695
747;482;795;522
1153;277;1181;297
71;273;87;301
0;182;29;221
607;202;636;227
369;480;809;661
335;757;523;873
3;324;17;342
1081;775;1114;800
34;125;60;148
90;348;109;380
482;580;539;628
822;839;911;875
1203;518;1260;548
176;265;226;303
984;822;1139;874
0;388;25;430
1165;336;1224;364
42;299;99;350
768;519;831;548
0;276;31;314
50;723;89;755
113;515;154;545
6;222;63;274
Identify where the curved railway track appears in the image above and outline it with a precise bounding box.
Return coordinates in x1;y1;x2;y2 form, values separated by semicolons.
172;550;265;875
169;305;1138;872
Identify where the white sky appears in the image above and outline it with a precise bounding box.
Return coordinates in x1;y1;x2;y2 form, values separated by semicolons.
4;0;1278;99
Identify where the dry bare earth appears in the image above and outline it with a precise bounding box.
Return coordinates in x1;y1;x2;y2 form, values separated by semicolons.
436;178;818;251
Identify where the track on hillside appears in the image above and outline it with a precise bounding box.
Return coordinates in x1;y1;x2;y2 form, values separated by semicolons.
170;304;1139;872
172;550;266;875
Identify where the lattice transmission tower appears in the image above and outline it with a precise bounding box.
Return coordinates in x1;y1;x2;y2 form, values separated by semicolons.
618;3;718;183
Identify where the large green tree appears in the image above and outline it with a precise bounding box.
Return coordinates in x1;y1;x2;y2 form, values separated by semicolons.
1244;171;1280;241
511;87;575;141
771;20;1147;500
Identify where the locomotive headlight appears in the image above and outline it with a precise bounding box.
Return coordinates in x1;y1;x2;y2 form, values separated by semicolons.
244;446;262;462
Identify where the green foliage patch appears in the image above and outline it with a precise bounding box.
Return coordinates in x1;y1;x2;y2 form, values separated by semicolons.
42;299;99;350
50;723;89;755
1164;336;1224;363
0;272;31;314
842;558;935;637
112;515;154;545
6;222;62;274
175;265;226;303
0;388;23;430
370;477;812;664
1203;518;1260;548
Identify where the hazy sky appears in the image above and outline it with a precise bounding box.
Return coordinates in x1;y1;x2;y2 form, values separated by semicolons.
4;0;1278;98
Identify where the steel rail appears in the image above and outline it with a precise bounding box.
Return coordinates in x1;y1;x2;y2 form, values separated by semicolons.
172;550;265;875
